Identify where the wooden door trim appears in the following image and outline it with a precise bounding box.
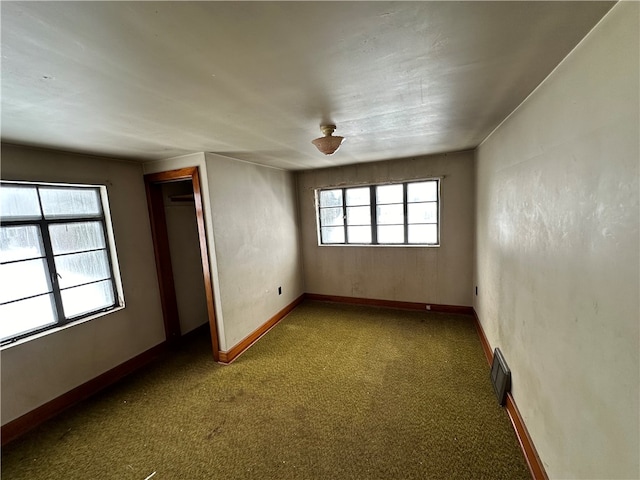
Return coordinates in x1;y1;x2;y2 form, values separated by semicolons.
144;167;220;361
144;176;180;344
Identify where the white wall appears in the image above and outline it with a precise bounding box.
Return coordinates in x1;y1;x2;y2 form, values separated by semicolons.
297;151;475;306
1;144;165;425
474;3;639;478
204;153;304;350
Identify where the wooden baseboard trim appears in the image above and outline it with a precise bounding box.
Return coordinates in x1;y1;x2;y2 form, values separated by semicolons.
218;294;305;364
305;293;474;315
1;341;167;447
472;308;548;480
505;393;548;480
471;308;494;363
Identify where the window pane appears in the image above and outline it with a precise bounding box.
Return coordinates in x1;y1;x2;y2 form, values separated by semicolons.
407;181;438;202
408;202;438;224
0;185;41;219
320;207;344;227
319;189;342;208
0;294;57;342
347;226;372;244
55;250;111;289
377;225;404;244
40;187;102;219
346;187;370;206
318;180;439;247
409;224;438;244
61;280;115;318
346;206;370;225
376;184;403;204
376;204;404;225
0;258;51;304
49;221;106;255
321;226;345;244
0;225;44;263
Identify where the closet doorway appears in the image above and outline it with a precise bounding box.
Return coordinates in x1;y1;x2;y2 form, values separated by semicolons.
144;167;219;361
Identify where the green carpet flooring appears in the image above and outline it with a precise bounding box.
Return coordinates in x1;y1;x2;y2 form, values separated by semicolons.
2;301;530;479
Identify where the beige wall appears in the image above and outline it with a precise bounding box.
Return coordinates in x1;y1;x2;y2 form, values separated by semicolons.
1;144;165;425
474;3;639;478
204;153;304;350
297;151;474;306
145;153;304;351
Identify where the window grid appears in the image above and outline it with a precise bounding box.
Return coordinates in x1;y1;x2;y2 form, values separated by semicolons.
0;182;119;345
317;179;439;246
346;187;372;244
403;185;409;244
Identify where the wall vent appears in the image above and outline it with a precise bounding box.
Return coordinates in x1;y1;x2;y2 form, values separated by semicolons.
490;348;511;406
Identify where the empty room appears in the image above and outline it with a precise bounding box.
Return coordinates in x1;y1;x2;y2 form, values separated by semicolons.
1;2;638;479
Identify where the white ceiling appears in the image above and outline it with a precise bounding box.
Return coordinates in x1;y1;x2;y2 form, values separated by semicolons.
1;1;614;170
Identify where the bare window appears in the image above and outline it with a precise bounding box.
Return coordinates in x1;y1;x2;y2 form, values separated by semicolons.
316;179;439;246
0;181;123;345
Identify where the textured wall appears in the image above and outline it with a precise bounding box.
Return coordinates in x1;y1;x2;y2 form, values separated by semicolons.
205;154;304;350
1;144;165;424
297;151;474;306
474;3;639;478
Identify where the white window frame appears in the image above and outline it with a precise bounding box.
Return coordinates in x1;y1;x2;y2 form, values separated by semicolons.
315;178;440;247
0;180;124;347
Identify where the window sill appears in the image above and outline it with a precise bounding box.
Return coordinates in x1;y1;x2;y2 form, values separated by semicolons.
317;243;440;248
0;305;125;351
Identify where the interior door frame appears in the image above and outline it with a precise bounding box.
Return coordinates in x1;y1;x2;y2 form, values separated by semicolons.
144;166;219;361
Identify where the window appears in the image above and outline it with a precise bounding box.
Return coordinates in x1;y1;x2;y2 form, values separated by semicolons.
316;179;439;246
0;181;122;345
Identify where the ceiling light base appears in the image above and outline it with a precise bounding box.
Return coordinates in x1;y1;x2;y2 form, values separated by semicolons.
312;124;345;155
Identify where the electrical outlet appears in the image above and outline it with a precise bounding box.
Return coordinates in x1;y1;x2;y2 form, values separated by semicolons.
278;286;282;295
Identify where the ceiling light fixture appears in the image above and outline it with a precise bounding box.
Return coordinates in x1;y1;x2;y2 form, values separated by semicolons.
311;124;344;155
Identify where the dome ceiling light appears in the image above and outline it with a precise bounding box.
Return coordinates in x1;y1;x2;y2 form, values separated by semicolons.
311;124;345;155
